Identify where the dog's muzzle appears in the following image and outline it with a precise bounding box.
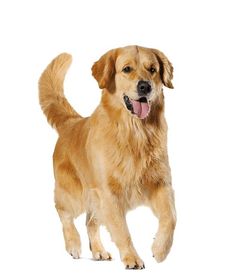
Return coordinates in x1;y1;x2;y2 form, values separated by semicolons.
123;94;151;119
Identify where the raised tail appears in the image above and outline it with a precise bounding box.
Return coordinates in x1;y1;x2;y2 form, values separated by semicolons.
39;53;81;133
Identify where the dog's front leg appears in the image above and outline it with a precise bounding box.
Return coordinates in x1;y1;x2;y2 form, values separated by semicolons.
101;196;145;269
149;181;176;262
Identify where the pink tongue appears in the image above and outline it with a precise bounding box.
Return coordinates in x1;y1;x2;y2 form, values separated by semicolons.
131;100;150;119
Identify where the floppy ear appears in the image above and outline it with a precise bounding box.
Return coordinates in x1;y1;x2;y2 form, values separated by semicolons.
152;49;174;89
92;49;117;92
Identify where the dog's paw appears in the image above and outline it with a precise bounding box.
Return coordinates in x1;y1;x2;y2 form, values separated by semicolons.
122;254;145;269
66;240;81;259
152;248;168;263
90;241;112;261
93;250;112;261
152;236;173;263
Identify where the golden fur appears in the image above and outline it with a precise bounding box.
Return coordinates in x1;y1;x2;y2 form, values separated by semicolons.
39;45;176;269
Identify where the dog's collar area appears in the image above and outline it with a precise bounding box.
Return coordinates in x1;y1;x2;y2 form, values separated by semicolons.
123;94;150;119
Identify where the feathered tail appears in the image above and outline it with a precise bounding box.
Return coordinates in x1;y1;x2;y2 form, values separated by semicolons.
39;53;81;133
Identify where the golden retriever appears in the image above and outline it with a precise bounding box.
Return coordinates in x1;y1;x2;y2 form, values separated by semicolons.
39;45;176;269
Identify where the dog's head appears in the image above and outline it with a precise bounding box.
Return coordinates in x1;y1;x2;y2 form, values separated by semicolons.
92;46;173;119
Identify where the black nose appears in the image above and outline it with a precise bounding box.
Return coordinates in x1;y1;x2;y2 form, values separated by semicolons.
137;80;151;95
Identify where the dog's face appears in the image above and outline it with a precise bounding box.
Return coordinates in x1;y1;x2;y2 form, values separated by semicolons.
92;46;173;119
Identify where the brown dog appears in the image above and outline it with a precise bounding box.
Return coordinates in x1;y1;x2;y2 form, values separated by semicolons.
39;45;176;269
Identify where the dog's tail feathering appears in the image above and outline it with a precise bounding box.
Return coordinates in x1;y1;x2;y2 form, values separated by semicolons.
39;53;81;133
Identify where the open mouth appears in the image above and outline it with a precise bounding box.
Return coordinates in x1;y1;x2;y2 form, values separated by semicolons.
123;94;151;119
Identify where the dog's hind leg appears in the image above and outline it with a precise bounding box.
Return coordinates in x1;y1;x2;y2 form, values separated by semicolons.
86;212;112;260
56;206;82;259
54;161;85;259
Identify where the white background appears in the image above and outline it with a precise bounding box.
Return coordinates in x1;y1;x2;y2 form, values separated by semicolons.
0;0;235;276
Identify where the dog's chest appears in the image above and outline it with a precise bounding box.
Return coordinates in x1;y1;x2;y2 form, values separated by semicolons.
98;120;167;205
110;141;155;185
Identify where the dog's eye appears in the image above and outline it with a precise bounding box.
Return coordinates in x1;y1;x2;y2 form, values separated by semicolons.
122;66;132;73
149;67;156;74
